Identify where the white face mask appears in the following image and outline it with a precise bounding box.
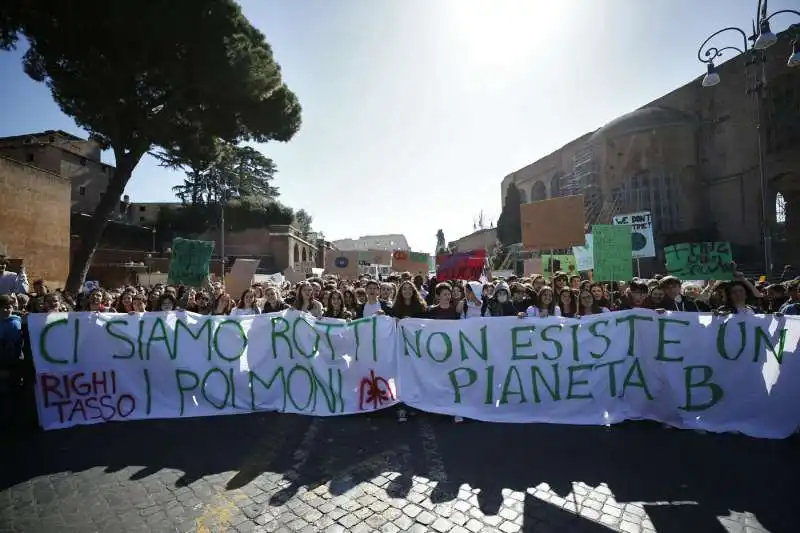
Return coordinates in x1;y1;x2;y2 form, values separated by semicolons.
497;293;508;303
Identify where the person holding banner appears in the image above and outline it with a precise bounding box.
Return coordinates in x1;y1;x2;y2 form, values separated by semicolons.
355;280;390;318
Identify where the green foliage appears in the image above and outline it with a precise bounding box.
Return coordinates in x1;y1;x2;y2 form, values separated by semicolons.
293;208;313;235
497;183;522;246
2;0;302;291
162;141;280;206
157;197;295;240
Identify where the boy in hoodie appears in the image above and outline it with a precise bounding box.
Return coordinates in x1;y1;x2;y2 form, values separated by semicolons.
462;281;484;318
481;281;518;316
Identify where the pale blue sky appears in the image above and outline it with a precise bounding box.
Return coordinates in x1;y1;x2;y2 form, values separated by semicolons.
1;0;797;253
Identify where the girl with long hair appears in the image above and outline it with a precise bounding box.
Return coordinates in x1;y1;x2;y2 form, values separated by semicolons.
263;286;289;314
324;290;352;319
231;288;261;316
526;286;561;318
578;288;608;316
390;281;427;319
294;281;323;318
558;288;578;318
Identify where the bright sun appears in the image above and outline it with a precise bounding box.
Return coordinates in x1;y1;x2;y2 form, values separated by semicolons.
445;0;562;65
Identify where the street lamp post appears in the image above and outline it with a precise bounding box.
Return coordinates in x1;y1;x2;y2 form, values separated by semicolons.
696;0;800;277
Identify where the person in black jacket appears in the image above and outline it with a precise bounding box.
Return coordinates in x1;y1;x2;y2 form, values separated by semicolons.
660;276;700;312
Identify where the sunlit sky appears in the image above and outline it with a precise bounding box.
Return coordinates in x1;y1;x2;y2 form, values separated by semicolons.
1;0;798;253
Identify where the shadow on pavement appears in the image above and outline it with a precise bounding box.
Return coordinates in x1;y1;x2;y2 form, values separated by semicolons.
1;411;797;532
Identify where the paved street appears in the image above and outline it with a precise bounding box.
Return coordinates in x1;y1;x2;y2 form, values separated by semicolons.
0;411;797;533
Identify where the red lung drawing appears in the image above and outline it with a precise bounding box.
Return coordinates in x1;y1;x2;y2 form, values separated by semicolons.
358;370;395;410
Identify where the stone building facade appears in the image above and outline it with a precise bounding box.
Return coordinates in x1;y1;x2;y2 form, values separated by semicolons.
501;30;799;274
0;130;115;214
194;225;330;275
0;156;71;285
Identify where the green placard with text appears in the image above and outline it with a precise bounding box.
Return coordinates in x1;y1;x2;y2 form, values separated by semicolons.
592;225;632;281
663;242;735;280
168;237;215;287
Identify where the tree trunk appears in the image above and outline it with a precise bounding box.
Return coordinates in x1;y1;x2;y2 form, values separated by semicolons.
64;155;138;294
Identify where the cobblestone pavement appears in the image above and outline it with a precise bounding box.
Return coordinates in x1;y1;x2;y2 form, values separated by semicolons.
0;412;797;532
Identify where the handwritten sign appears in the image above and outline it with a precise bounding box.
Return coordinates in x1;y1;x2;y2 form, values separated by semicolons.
436;249;486;281
612;211;656;258
168;238;214;287
591;225;632;281
392;251;429;273
663;242;735;280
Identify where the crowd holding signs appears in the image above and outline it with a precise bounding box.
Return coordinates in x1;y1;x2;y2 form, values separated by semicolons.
28;308;800;438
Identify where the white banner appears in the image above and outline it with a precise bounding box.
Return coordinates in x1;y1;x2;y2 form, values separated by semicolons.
27;310;800;439
29;310;398;430
613;211;656;259
397;311;800;439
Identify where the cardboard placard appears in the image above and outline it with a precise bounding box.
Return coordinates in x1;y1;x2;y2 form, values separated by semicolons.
521;195;586;250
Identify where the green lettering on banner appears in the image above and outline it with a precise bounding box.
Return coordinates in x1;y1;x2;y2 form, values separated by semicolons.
615;314;653;357
145;317;175;361
401;326;422;358
201;367;232;409
569;324;581;362
531;364;560;402
173;317;212;360
621;358;653;400
312;367;344;413
567;364;593;400
137;320;146;360
540;325;563;361
286;365;315;411
38;317;70;364
213;319;248;362
753;326;787;363
175;369;200;416
680;365;724;411
351;316;378;361
587;320;611;359
143;368;152;415
459;326;488;361
500;365;527;404
105;319;135;359
291;316;321;359
270;316;293;359
716;320;747;361
426;331;453;363
655;318;690;362
594;359;625;397
448;367;477;403
484;365;495;404
511;326;537;360
318;322;346;361
250;367;286;411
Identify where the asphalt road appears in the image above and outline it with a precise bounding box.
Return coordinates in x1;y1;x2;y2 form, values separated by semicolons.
0;412;797;532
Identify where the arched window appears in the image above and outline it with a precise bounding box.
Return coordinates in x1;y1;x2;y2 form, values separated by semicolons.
531;181;547;202
302;248;307;261
776;192;787;224
293;243;300;262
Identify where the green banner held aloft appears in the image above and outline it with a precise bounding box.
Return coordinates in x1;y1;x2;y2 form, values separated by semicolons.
663;242;735;280
592;225;632;281
168;237;215;287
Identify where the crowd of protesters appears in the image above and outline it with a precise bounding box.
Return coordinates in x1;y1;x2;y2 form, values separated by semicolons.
1;256;799;430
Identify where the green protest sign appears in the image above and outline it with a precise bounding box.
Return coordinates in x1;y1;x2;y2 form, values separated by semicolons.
664;242;735;280
168;238;215;287
542;254;577;274
591;224;632;281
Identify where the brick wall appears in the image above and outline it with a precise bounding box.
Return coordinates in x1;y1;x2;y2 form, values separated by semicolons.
0;156;71;286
